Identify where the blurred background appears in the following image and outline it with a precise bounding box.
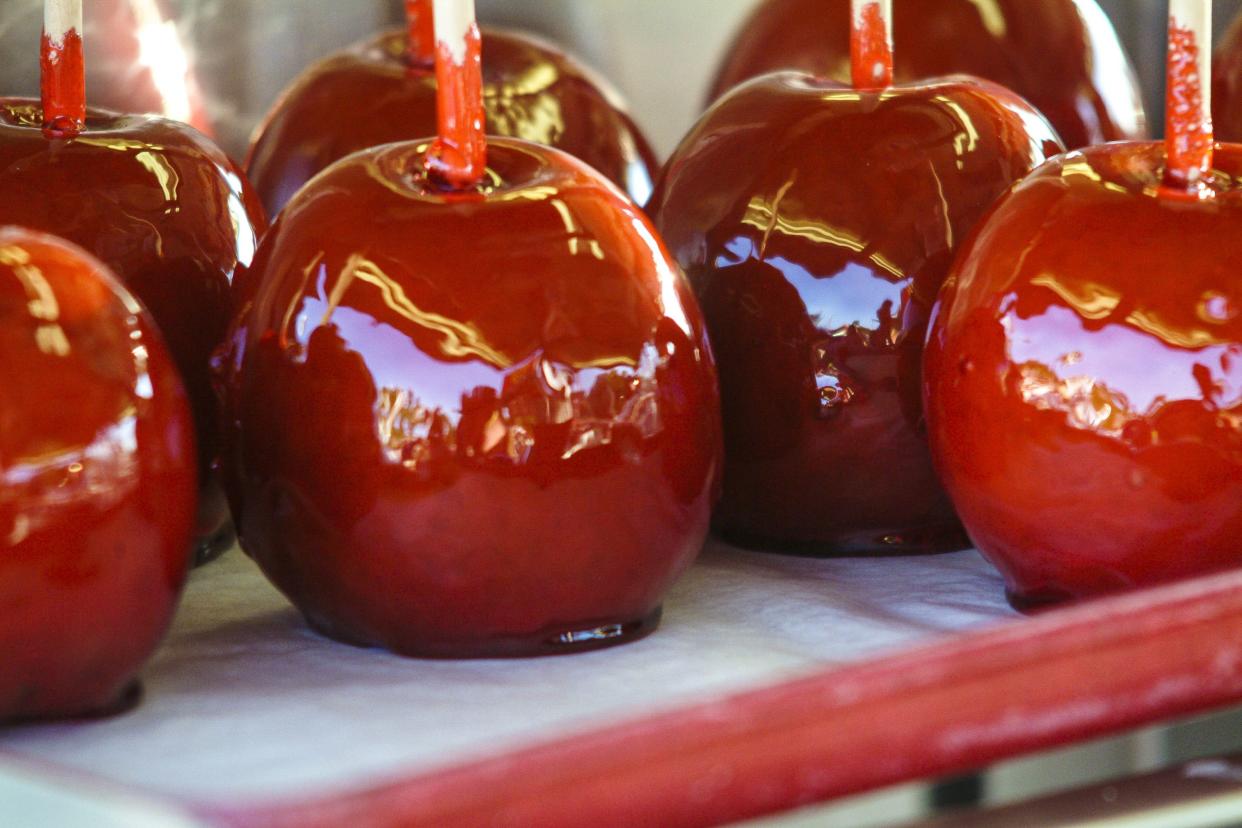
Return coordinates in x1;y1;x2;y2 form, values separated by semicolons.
2;1;1242;825
1;0;1240;159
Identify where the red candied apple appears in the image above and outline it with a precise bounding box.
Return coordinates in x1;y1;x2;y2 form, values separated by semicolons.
708;0;1146;150
221;0;721;658
245;0;658;217
0;0;266;563
0;227;195;722
647;0;1063;554
925;0;1241;606
1215;8;1242;141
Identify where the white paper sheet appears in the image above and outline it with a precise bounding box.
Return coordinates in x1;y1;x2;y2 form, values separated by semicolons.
0;541;1016;809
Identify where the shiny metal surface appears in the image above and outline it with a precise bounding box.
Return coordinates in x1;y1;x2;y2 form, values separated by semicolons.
914;756;1242;827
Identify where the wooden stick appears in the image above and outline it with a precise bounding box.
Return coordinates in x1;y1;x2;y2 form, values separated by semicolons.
426;0;486;190
850;0;893;90
406;0;435;67
41;0;85;137
1164;0;1213;190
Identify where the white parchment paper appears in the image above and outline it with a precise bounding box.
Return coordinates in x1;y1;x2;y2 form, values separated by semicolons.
0;541;1016;808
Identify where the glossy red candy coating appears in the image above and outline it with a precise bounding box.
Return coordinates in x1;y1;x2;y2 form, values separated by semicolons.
1215;12;1242;143
246;28;659;217
0;227;194;722
224;138;722;658
648;74;1063;554
708;0;1147;150
0;101;267;562
925;143;1242;606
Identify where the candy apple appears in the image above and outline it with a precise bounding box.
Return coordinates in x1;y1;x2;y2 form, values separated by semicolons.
245;0;658;217
925;0;1240;605
647;0;1063;554
0;0;266;563
0;227;194;722
708;0;1146;149
222;0;721;658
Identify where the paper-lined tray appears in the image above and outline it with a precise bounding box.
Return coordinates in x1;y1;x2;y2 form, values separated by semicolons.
5;541;1242;827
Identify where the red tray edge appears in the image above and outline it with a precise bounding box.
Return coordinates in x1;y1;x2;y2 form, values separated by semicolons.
191;567;1242;828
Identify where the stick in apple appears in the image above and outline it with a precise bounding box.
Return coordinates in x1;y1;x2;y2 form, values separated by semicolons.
851;0;893;89
426;0;486;190
41;0;85;137
406;0;435;67
1165;0;1213;191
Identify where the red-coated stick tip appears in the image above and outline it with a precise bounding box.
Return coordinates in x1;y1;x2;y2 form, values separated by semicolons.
1164;11;1214;190
851;1;894;90
40;28;85;138
426;18;486;190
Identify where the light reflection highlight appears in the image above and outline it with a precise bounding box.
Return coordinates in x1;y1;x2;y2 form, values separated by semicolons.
0;243;70;357
318;254;511;368
1006;303;1242;436
135;150;180;204
967;0;1007;37
129;0;194;125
